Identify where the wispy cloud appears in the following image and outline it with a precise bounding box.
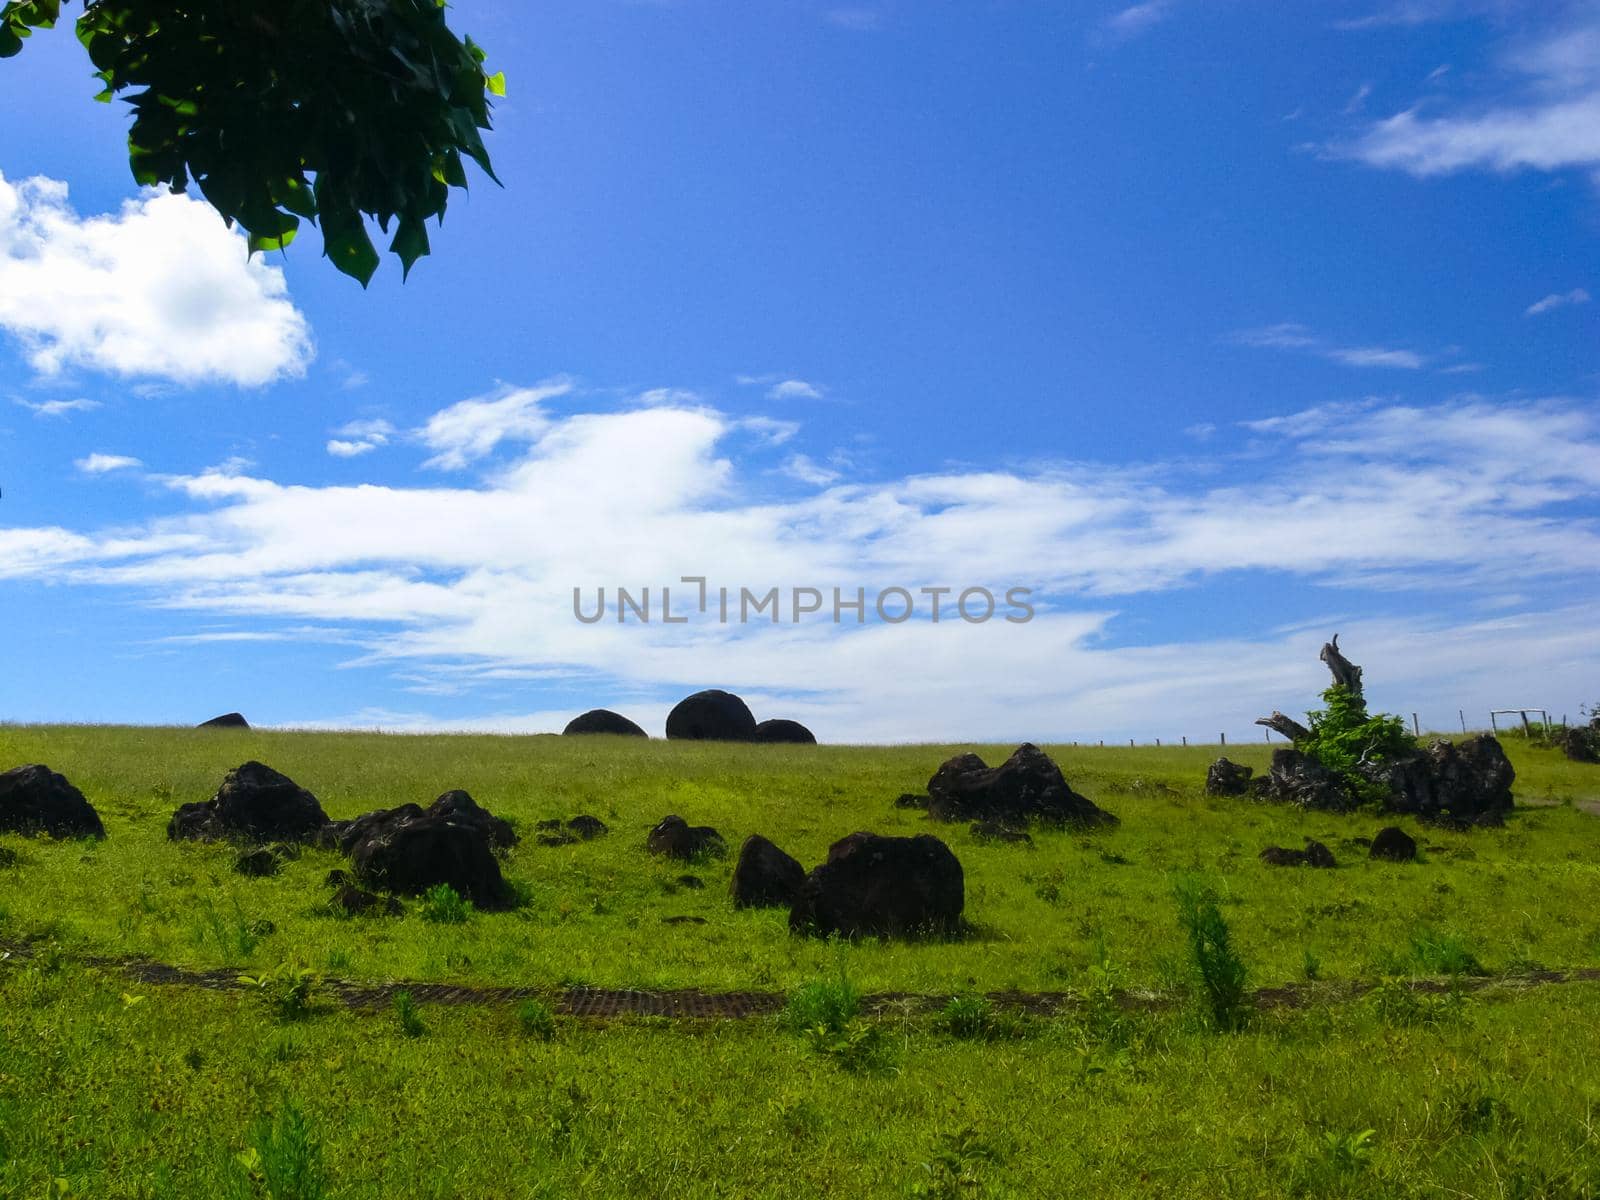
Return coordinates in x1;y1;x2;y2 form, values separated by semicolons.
14;397;100;418
418;380;572;470
1525;287;1591;316
767;378;826;401
326;418;396;459
823;6;882;31
1102;1;1175;41
780;453;841;486
1232;322;1428;370
0;173;312;387
75;453;141;474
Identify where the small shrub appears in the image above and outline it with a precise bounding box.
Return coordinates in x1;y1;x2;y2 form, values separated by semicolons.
235;1102;326;1200
1320;1127;1376;1173
238;963;319;1022
1366;976;1468;1028
940;994;994;1040
803;1017;898;1073
910;1126;1003;1199
516;997;557;1041
1302;948;1322;981
1406;927;1484;977
1173;877;1250;1032
419;883;471;924
782;970;861;1037
392;990;426;1038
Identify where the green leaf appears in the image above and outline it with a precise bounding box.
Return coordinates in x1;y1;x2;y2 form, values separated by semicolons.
248;222;299;254
325;220;379;288
390;218;430;279
0;25;23;57
485;70;505;98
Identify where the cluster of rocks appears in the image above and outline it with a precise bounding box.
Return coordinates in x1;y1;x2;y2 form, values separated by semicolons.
1258;824;1419;869
562;689;817;744
166;761;523;911
0;764;106;839
535;815;609;846
898;743;1118;837
1558;719;1600;764
1205;734;1516;827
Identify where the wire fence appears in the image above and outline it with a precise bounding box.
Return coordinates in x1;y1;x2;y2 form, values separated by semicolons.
1067;708;1581;750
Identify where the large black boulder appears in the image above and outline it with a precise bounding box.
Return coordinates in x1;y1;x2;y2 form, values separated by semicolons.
665;690;759;741
1204;758;1254;797
563;709;648;738
926;743;1116;827
198;712;249;729
350;817;511;910
1257;748;1359;813
754;719;817;745
1557;726;1599;764
789;832;965;938
1378;735;1515;826
167;761;329;844
646;814;726;861
730;834;806;908
0;765;105;839
325;789;516;856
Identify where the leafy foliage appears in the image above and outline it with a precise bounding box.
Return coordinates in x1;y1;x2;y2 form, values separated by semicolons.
233;1102;327;1200
1300;684;1415;803
420;882;471;924
238;963;319;1022
516;997;556;1041
1173;877;1250;1032
0;0;500;283
392;989;425;1038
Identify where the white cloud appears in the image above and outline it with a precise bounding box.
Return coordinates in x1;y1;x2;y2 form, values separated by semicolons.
766;378;825;401
1102;1;1174;41
15;398;100;418
781;453;841;486
75;453;142;474
1233;323;1429;369
418;380;571;469
8;390;1600;741
1337;18;1600;180
1525;287;1591;316
0;173;312;387
326;418;395;458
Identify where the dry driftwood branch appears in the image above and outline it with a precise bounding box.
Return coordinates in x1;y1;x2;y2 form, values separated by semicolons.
1255;711;1311;743
1319;633;1363;697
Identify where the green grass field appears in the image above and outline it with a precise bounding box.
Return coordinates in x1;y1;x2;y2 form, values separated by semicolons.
3;725;1599;1198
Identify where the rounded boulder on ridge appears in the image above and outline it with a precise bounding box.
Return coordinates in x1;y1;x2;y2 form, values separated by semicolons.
665;690;758;741
198;712;250;729
754;719;817;745
563;709;648;738
789;832;964;939
168;761;330;844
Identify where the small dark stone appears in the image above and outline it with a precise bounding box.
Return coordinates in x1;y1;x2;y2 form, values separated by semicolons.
1204;758;1254;797
970;820;1032;845
268;842;301;861
1369;826;1418;862
894;793;930;810
198;712;249;729
567;815;609;840
647;814;726;861
1259;840;1337;868
324;868;353;889
233;848;280;877
535;818;563;831
247;919;276;937
536;832;579;847
676;874;705;889
754;719;817;745
730;834;806;908
0;765;105;840
662;915;708;925
329;883;403;917
665;690;759;742
563;709;648;738
168;761;329;844
927;744;1116;828
790;832;965;939
0;847;18;869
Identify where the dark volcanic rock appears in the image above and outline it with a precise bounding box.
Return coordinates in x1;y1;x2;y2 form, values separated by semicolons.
1204;758;1254;797
563;709;648;738
646;814;726;861
754;719;817;745
168;761;329;844
332;790;515;857
676;874;705;889
329;882;403;917
1379;735;1515;826
233;848;280;877
0;764;105;839
970;819;1032;845
566;815;609;840
324;868;354;890
350;817;511;910
926;743;1116;828
1557;726;1599;764
1369;826;1418;862
789;832;965;939
894;793;930;810
198;712;249;729
1259;749;1359;813
665;690;759;742
1259;840;1337;868
730;834;806;908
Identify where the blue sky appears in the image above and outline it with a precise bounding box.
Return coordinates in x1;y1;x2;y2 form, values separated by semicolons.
1;0;1597;741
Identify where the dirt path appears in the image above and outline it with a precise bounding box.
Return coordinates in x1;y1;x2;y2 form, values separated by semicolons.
5;938;1598;1020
